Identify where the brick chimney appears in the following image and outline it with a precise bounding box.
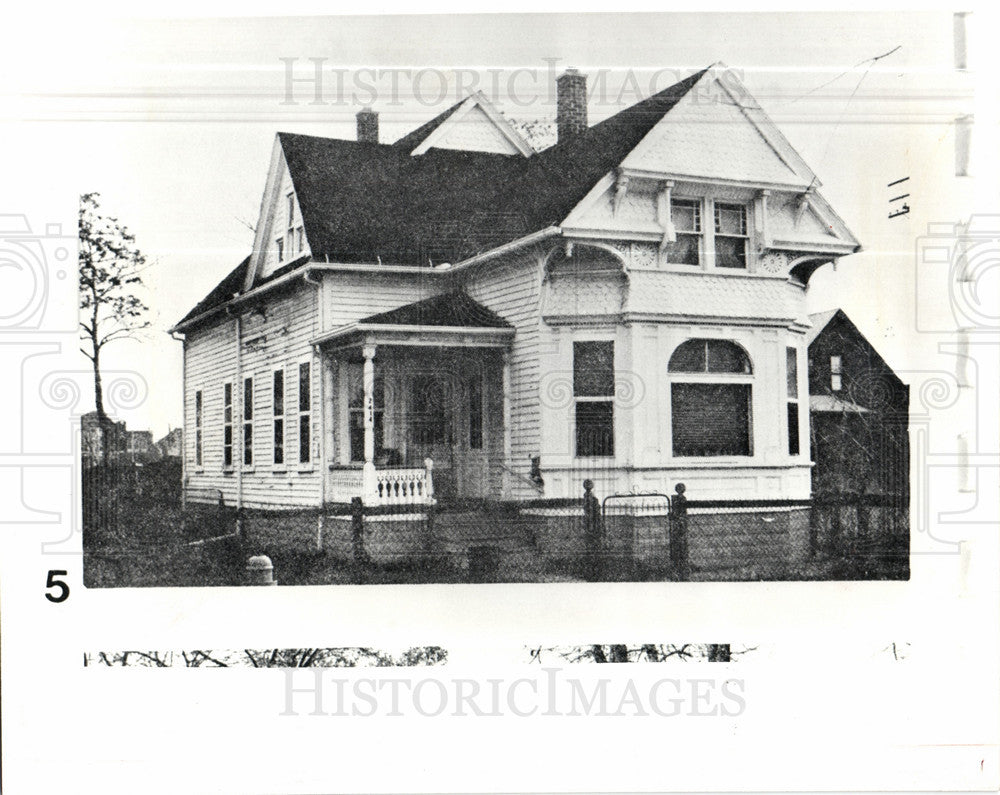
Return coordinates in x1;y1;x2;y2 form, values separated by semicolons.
556;68;588;142
356;107;379;143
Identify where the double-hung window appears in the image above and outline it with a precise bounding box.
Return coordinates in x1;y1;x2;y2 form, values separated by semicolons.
194;390;203;467
830;355;843;391
272;369;285;466
666;198;702;266
222;383;233;468
714;203;748;269
574;340;615;457
242;376;254;466
786;347;800;456
298;362;311;464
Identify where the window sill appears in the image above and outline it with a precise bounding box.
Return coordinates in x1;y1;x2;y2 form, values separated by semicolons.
271;468;287;475
297;466;315;474
241;467;255;474
222;467;234;475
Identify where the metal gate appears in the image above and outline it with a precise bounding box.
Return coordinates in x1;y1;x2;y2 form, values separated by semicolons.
601;492;672;578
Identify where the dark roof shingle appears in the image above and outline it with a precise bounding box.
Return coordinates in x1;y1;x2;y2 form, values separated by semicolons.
359;291;512;328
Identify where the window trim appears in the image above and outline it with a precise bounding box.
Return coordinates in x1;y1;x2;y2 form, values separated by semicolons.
276;236;284;263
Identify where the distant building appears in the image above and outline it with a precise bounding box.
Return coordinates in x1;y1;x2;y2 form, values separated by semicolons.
125;430;156;463
81;412;160;465
81;411;126;466
806;309;909;497
155;427;184;459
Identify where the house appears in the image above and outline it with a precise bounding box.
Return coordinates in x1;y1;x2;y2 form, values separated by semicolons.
81;411;126;465
806;309;909;497
124;430;156;463
169;64;861;511
155;427;184;460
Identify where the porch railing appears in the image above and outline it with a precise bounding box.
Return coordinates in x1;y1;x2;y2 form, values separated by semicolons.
329;459;434;506
373;460;434;505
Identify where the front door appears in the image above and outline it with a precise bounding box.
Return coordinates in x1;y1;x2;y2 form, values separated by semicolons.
405;361;488;502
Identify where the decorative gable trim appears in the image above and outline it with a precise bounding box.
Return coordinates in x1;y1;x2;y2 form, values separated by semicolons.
410;91;535;157
244;136;286;292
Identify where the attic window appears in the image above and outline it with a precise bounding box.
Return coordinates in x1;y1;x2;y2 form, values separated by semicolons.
666;199;701;266
286;192;296;257
831;355;843;391
714;203;748;269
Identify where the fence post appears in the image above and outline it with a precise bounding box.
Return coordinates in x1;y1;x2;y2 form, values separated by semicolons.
583;479;602;581
424;499;436;556
316;512;324;552
351;497;366;567
670;482;690;580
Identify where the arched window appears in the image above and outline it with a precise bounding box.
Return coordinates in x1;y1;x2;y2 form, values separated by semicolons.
669;339;753;457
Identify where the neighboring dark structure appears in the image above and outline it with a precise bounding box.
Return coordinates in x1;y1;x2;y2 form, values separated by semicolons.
807;309;909;498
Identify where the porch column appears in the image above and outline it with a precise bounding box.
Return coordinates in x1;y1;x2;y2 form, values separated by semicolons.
501;349;512;498
362;343;377;500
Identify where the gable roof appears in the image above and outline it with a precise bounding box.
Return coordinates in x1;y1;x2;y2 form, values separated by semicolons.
394;91;535;156
391;98;465;152
175;256;249;327
806;308;841;345
359;291;512;328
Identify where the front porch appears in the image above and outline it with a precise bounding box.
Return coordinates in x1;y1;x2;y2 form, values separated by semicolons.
312;292;515;506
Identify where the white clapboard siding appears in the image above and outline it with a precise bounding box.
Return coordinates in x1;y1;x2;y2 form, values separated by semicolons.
323;270;442;330
184;280;322;509
462;250;544;500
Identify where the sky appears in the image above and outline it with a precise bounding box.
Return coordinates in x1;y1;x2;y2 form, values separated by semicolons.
2;10;990;437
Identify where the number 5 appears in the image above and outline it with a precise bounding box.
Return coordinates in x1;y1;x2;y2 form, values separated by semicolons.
45;570;69;603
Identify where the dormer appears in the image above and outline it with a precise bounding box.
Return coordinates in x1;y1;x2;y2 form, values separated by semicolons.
392;91;535;157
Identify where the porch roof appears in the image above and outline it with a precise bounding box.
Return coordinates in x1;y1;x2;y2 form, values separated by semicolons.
312;291;514;350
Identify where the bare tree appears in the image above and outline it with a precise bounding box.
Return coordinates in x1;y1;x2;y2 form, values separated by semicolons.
78;192;150;462
527;644;752;664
